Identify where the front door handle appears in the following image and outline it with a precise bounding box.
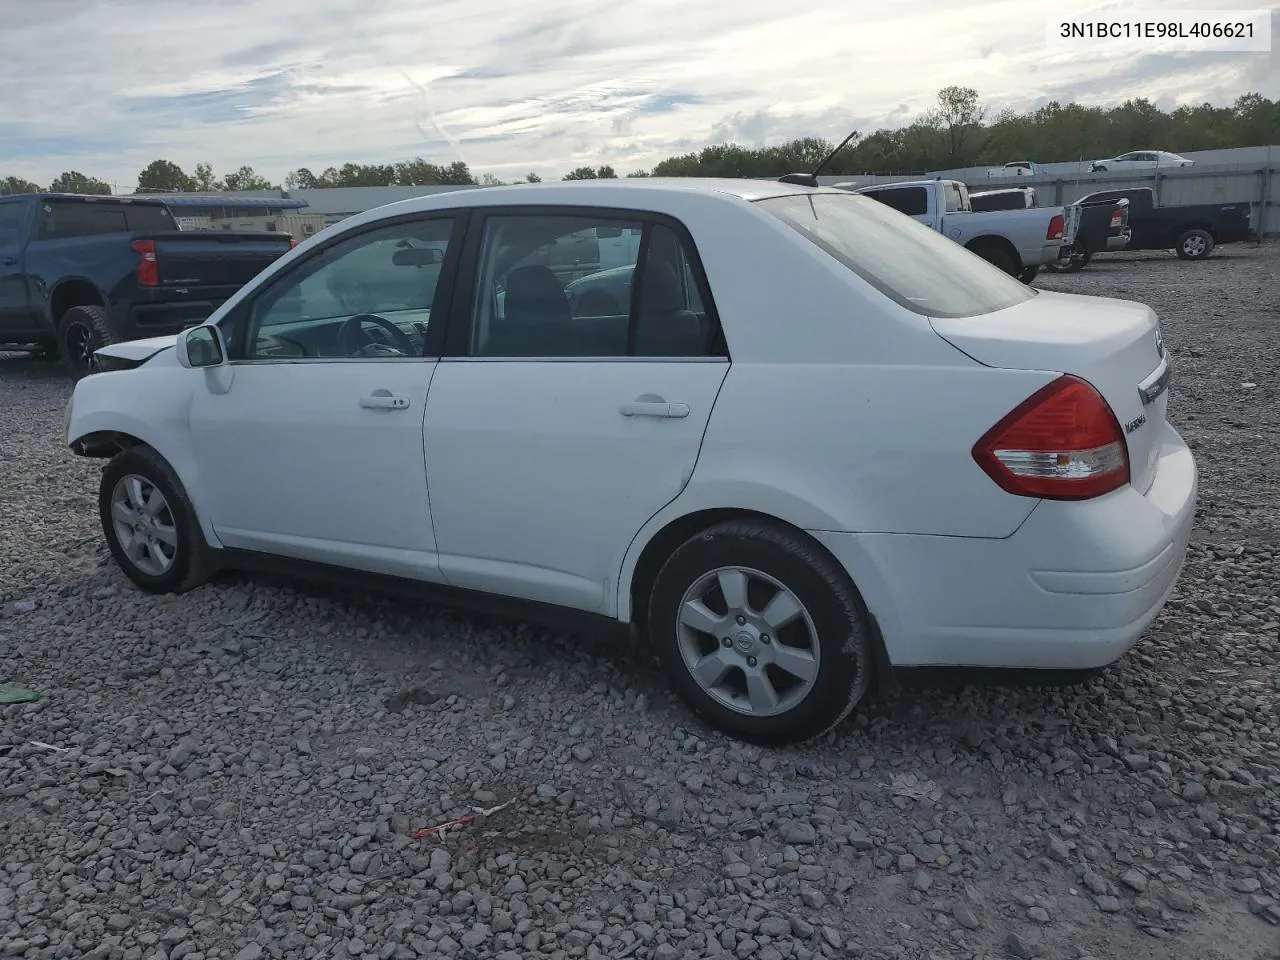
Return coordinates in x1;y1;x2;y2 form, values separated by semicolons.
620;399;690;419
360;391;410;410
1;257;16;267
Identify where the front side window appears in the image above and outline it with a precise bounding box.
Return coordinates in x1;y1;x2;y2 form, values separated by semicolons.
758;192;1034;319
242;216;454;360
0;202;26;247
469;213;721;358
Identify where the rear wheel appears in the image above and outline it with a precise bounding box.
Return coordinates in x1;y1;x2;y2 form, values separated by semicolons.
1175;228;1214;260
971;243;1018;277
1046;248;1091;273
647;520;874;745
58;305;114;379
99;446;214;594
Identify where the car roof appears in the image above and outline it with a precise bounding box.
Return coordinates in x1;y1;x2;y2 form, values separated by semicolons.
364;177;842;217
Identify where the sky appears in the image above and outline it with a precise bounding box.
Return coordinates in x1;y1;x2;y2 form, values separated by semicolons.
1;0;1277;190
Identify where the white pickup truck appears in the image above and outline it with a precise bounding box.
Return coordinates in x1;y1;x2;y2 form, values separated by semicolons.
840;179;1077;283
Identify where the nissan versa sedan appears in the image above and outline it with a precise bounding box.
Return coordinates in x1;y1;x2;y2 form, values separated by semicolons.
64;178;1197;744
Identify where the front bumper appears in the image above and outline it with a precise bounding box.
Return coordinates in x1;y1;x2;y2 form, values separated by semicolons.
810;420;1198;670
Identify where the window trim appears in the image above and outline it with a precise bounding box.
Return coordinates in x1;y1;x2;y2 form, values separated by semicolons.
442;204;728;362
218;211;468;364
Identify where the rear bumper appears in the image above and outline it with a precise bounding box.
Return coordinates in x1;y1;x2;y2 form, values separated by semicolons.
810;421;1197;670
112;287;239;339
1105;230;1131;251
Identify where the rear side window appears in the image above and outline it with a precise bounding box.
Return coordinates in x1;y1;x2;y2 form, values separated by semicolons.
757;192;1035;319
39;202;127;239
864;186;928;217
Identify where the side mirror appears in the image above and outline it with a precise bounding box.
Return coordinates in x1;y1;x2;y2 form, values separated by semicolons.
176;324;227;369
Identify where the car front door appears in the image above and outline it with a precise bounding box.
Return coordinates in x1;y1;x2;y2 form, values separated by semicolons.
0;200;33;338
188;213;463;581
422;209;729;614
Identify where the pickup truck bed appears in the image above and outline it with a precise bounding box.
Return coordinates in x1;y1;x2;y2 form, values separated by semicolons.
0;193;293;375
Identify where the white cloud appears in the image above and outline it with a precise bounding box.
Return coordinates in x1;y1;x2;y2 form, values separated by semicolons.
0;0;1275;189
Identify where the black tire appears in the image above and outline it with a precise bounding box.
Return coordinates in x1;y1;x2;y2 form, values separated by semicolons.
99;446;214;594
1175;228;1214;260
646;520;874;745
1018;265;1040;284
58;304;114;379
1046;248;1091;273
971;243;1018;277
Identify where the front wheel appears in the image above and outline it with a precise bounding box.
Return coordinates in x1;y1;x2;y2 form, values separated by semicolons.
1018;265;1040;284
647;520;874;745
1175;228;1214;260
100;446;214;594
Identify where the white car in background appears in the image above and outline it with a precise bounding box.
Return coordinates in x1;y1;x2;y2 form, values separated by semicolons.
1090;151;1194;172
64;178;1197;745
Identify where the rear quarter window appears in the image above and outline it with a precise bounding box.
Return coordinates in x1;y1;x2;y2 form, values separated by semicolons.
757;192;1035;320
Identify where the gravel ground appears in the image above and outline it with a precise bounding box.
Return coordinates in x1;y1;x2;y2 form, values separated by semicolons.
2;243;1278;960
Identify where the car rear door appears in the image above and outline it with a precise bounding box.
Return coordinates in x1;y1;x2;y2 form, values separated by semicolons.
421;207;729;615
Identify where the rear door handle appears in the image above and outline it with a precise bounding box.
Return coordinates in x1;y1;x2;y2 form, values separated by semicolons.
620;399;690;419
360;391;410;410
1;257;16;267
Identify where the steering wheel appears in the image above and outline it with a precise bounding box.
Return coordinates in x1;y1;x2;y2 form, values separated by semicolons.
336;313;416;357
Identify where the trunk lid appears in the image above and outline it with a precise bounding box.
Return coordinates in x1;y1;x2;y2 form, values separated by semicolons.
149;231;293;288
931;290;1170;494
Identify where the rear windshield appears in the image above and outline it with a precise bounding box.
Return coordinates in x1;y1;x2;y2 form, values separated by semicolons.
756;192;1035;319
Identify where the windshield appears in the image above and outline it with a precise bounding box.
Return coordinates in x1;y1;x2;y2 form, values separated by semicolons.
757;192;1035;319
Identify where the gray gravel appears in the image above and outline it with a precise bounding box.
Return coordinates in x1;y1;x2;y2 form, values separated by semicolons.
3;243;1279;960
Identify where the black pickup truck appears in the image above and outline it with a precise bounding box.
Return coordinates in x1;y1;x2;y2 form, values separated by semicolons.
0;193;294;375
1073;187;1253;260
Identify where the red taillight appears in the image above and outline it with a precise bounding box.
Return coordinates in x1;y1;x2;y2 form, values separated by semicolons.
1046;214;1065;241
972;375;1129;500
1109;209;1123;229
131;239;158;287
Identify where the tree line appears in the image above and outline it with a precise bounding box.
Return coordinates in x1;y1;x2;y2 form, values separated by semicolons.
3;89;1276;197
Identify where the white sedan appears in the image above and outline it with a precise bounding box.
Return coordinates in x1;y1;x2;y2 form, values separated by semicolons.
1090;150;1194;172
64;178;1197;744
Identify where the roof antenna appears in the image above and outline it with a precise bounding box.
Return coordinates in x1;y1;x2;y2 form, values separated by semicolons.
779;129;859;187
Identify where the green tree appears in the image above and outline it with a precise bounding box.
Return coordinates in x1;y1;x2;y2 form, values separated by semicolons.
284;167;321;190
1;175;41;195
524;171;542;182
438;161;476;185
48;170;112;195
563;165;617;180
137;159;195;193
929;86;984;163
626;170;650;177
221;166;274;191
193;162;221;191
479;173;504;185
